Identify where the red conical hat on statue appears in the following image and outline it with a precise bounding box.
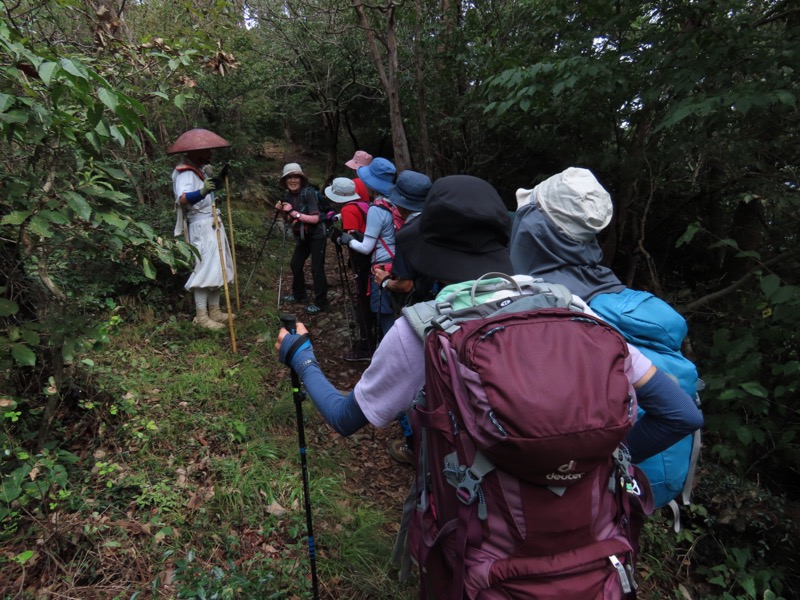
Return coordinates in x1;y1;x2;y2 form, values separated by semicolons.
167;128;230;155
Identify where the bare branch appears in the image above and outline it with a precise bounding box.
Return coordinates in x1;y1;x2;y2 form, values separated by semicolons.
680;247;800;313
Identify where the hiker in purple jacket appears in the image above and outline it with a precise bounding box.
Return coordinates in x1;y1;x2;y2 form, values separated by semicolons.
275;175;702;465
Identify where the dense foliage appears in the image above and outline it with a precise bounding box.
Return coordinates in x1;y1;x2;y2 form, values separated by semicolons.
1;0;798;597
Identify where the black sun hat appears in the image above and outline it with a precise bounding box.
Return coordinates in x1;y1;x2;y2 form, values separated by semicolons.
395;175;513;283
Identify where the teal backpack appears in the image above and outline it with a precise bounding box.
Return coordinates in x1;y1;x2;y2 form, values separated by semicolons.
589;288;703;521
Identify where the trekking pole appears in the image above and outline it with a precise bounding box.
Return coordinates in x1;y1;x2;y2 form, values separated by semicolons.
333;241;356;349
277;221;288;310
242;209;281;297
279;313;320;600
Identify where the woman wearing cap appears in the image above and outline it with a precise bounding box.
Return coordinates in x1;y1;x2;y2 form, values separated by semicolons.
275;163;329;314
333;157;398;337
275;175;701;467
169;128;235;331
324;177;376;361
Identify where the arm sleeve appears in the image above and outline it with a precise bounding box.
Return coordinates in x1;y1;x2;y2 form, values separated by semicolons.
185;189;204;205
289;346;369;436
295;212;320;225
625;368;704;463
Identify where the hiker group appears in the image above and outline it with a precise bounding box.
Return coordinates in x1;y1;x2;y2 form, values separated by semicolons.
167;128;705;599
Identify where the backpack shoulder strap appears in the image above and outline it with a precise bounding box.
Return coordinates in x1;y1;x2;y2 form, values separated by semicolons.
355;201;370;218
300;187;320;213
401;301;440;339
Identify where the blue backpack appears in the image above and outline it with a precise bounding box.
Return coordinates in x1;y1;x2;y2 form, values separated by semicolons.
589;288;702;517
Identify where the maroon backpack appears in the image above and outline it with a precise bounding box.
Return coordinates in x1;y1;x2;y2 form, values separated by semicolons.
394;275;653;599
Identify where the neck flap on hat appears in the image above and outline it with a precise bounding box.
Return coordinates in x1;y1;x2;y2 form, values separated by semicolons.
509;205;624;301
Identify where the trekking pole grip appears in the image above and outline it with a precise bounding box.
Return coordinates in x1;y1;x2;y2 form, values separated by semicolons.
280;313;297;335
279;313;303;388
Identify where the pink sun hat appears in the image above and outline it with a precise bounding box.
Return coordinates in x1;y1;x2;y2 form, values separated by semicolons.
345;150;373;170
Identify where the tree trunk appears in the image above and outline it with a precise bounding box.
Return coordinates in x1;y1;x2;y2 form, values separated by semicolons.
413;0;433;176
353;0;412;170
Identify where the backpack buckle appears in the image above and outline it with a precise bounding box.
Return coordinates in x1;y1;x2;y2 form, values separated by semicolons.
455;468;483;506
443;452;494;520
432;313;455;332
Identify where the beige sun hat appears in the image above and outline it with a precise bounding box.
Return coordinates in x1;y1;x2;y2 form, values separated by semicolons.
279;162;308;187
516;167;612;241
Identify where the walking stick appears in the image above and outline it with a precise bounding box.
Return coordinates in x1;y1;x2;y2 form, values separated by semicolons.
224;174;240;310
279;313;320;600
211;198;237;353
242;209;280;297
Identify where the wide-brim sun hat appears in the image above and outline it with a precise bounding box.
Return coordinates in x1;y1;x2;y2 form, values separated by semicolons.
522;167;612;241
345;150;373;170
279;162;308;187
390;170;432;213
325;177;361;203
357;157;396;197
395;175;513;283
167;128;230;155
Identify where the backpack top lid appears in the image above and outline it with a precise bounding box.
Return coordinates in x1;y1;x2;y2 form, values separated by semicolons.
590;288;689;352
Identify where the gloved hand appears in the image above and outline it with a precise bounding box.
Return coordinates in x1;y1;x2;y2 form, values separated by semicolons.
329;228;343;244
200;178;217;197
351;230;364;242
325;211;336;222
338;232;354;246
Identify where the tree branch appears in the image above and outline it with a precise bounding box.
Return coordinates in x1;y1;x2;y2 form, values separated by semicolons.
680;247;800;313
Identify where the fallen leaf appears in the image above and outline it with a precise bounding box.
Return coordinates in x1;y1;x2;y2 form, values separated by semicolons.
266;500;287;517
